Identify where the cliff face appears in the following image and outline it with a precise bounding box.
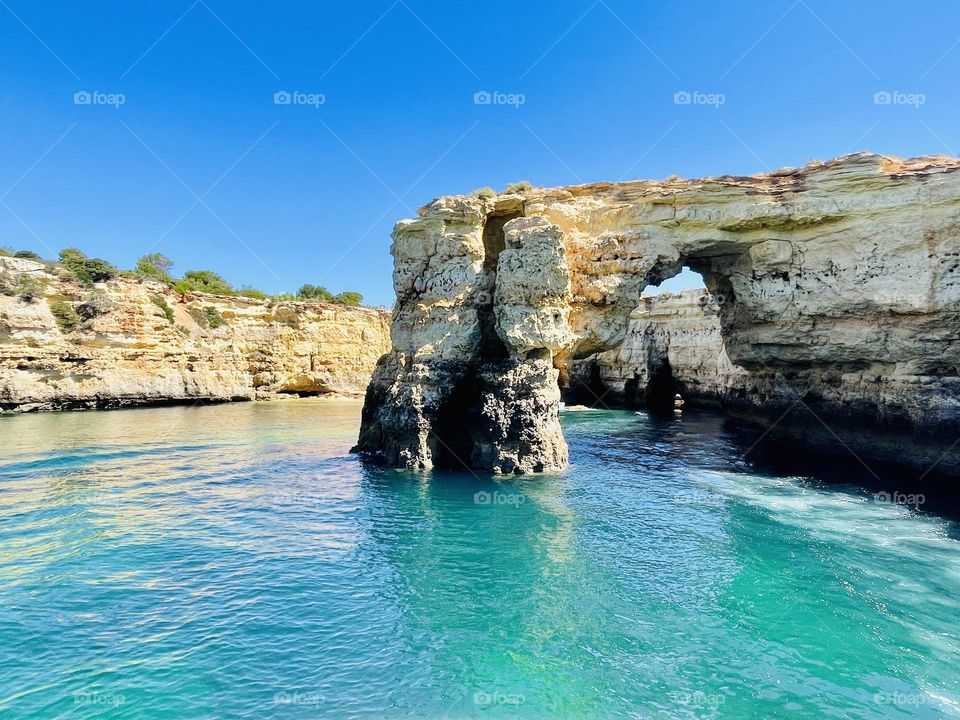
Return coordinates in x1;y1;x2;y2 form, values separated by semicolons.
567;289;743;409
0;257;391;411
356;153;960;476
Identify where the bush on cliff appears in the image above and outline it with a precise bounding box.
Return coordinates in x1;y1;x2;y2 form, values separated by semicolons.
151;296;175;324
237;285;268;300
50;301;80;332
59;248;118;286
296;284;334;302
333;291;363;306
13;250;43;261
295;285;363;305
203;307;225;329
188;305;226;330
0;247;11;257
135;253;174;284
504;180;533;194
174;270;235;296
77;292;116;320
12;273;47;302
0;270;15;295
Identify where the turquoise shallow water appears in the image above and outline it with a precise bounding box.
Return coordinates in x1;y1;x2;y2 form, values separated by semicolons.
1;399;958;719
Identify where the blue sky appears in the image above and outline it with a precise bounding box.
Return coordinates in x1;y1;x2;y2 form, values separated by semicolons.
1;1;958;305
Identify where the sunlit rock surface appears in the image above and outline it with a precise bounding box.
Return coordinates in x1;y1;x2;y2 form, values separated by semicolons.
0;257;391;411
356;153;960;475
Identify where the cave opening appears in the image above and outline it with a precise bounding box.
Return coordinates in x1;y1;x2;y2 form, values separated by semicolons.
429;375;480;471
645;358;678;414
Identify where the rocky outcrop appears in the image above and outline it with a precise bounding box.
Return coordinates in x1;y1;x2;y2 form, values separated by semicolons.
568;289;744;409
356;153;960;476
0;257;390;411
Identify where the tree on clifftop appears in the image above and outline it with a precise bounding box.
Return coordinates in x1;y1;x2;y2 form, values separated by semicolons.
136;253;174;284
296;284;334;302
332;291;362;306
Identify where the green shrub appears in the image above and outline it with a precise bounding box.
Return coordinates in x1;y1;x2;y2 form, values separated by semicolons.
188;306;209;328
13;250;43;261
296;284;334;302
59;248;117;286
0;247;11;257
0;270;15;296
174;270;234;295
76;292;116;320
472;187;496;200
504;180;533;194
50;301;80;332
190;306;226;329
15;274;46;302
150;296;175;324
332;291;363;306
203;306;225;329
135;253;174;284
237;285;268;300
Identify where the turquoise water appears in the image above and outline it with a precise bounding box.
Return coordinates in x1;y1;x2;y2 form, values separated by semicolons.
1;400;958;719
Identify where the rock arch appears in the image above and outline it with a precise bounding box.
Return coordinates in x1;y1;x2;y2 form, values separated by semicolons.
354;154;960;476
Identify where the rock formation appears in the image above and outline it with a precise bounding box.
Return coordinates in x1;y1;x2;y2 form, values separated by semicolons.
355;153;960;476
568;289;744;410
0;257;390;411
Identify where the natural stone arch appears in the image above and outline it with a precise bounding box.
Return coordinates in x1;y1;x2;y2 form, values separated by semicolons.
354;154;960;476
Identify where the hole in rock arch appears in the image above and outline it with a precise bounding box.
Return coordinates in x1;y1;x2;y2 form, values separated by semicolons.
642;265;707;296
635;266;711;412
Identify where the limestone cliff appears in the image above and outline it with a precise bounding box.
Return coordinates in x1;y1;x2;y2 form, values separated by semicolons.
356;153;960;476
0;256;390;411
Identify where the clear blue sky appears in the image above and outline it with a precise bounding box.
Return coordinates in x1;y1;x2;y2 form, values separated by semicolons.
1;1;958;306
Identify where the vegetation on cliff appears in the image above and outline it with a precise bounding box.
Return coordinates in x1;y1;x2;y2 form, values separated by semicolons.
0;247;365;306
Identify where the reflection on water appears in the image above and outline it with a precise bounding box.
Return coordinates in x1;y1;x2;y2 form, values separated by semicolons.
0;399;958;718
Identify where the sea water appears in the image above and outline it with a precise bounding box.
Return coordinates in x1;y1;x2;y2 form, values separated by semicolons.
1;399;958;718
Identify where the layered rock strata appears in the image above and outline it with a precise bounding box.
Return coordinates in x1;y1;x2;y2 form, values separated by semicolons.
0;257;390;411
356;153;960;476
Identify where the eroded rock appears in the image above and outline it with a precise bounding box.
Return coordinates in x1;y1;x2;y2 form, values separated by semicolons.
0;257;391;411
356;152;960;475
